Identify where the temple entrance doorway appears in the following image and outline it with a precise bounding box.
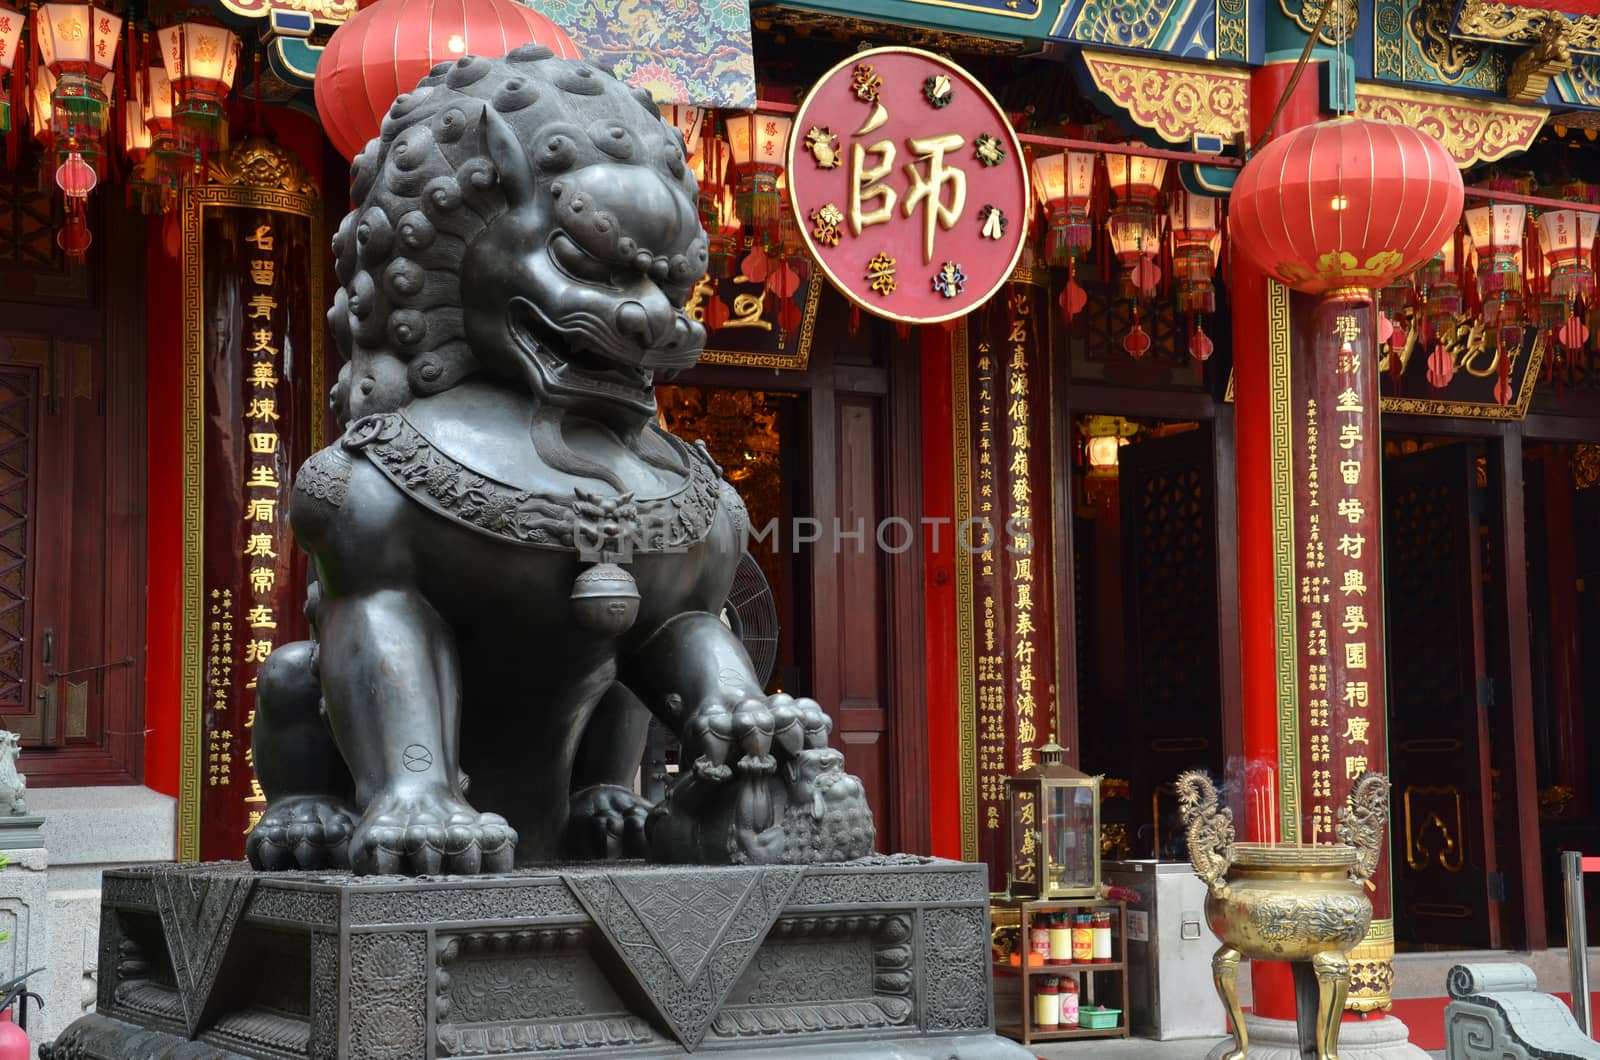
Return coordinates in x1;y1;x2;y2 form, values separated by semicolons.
1381;435;1513;951
644;317;927;852
656;385;810;700
1069;415;1226;862
1520;441;1600;946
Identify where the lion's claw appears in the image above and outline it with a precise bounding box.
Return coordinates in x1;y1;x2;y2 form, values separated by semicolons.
351;788;515;875
247;796;357;871
682;692;828;779
566;784;653;859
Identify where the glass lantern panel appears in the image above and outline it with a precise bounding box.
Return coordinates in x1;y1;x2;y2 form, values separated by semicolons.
1045;783;1096;890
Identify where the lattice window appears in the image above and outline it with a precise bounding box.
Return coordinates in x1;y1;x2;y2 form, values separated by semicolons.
1070;277;1186;367
0;368;33;711
0;170;65;271
1384;480;1461;716
1133;465;1211;708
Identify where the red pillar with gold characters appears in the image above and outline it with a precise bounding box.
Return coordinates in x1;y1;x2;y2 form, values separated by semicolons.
954;269;1060;892
781;44;1038;884
1286;293;1394;1010
1227;68;1464;1035
177;138;325;861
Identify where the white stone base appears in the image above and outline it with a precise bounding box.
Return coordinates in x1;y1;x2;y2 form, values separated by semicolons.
1204;1014;1431;1060
18;786;175;1057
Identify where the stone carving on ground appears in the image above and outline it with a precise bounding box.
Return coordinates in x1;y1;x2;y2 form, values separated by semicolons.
0;731;27;816
1444;963;1600;1060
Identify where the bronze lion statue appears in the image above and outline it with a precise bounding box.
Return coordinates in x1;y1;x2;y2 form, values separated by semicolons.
245;47;875;875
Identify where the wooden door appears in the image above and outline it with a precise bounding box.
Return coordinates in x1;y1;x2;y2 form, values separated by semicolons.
808;388;892;840
1117;427;1224;859
667;304;919;850
0;168;145;786
0;335;131;762
1383;444;1500;947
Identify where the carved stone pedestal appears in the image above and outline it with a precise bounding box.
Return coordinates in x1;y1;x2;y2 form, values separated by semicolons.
1204;1014;1430;1060
43;856;1032;1060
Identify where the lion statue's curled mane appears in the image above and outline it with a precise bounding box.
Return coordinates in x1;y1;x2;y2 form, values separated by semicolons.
327;44;705;427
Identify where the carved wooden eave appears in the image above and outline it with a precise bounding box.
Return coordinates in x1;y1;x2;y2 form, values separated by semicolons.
1353;83;1547;166
1504;14;1575;102
206;137;320;198
1078;49;1251;143
1453;0;1600;57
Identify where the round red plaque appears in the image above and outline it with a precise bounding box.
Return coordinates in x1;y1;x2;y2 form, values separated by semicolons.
785;46;1031;325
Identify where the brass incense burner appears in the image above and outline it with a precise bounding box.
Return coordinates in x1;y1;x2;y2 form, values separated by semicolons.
1177;771;1390;1060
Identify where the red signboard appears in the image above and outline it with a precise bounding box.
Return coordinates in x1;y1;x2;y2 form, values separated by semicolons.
786;46;1030;325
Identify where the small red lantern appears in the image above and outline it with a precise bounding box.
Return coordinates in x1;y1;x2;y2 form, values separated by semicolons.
55;148;96;198
314;0;582;162
1227;118;1464;303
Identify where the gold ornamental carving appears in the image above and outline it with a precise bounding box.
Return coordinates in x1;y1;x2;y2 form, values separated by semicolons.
1571;445;1600;490
1354;84;1547;167
1080;50;1251;144
1456;0;1600;55
1282;0;1360;44
1505;15;1574;102
217;0;358;26
1413;0;1491;82
1538;784;1576;818
207;137;319;198
1346;924;1396;1011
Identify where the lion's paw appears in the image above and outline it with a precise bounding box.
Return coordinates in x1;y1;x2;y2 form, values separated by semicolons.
247;795;357;871
681;692;832;777
565;784;652;859
351;787;516;876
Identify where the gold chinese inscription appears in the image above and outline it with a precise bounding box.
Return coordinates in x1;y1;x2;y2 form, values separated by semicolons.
1301;302;1383;853
843;109;970;264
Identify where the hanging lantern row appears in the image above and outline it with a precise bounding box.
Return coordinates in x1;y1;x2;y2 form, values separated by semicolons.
0;0;241;258
674;105;809;336
1027;146;1221;361
1373;176;1599;401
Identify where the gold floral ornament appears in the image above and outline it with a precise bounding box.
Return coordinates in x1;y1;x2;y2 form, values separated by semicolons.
866;252;897;295
932;261;967;298
979;204;1007;240
810;203;844;247
804;126;842;169
851;63;882;104
973;133;1006;167
1276;249;1406;288
923;73;954;108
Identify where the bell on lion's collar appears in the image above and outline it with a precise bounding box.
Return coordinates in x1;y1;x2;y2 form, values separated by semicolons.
571;562;641;636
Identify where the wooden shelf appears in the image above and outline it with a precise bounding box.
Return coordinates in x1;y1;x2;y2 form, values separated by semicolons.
994;960;1126;977
997;1022;1130;1042
990;896;1132;1046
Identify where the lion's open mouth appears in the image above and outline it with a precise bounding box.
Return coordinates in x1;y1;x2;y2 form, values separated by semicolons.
510;299;657;413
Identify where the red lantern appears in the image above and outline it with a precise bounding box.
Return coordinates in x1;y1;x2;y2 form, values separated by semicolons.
314;0;582;162
1227;118;1464;303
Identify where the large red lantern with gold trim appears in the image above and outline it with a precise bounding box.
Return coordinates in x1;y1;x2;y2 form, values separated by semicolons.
314;0;582;162
1228;117;1463;303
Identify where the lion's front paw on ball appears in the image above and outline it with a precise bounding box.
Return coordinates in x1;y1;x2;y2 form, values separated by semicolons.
247;795;357;871
351;788;516;875
566;783;652;859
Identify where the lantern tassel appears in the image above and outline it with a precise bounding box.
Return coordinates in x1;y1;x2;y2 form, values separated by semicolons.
1494;334;1513;406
